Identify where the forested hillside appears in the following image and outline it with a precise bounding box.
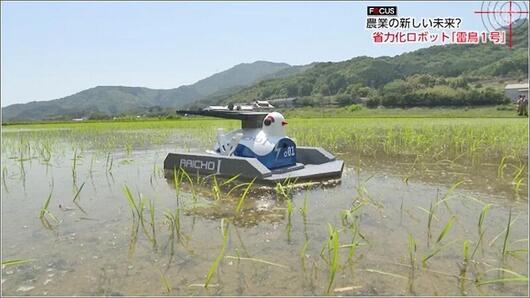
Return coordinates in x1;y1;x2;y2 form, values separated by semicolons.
219;24;528;108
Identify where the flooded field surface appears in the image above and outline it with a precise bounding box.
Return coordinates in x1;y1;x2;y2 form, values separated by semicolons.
1;118;528;296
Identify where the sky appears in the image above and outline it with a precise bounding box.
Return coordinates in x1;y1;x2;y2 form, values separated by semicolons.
0;1;517;106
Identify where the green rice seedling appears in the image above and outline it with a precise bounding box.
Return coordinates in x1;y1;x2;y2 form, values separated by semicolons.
325;223;340;294
462;240;469;264
470;231;485;260
435;216;456;245
105;152;111;172
159;269;172;295
179;168;197;201
123;185;155;245
477;203;492;252
477;268;528;286
436;180;464;212
72;182;85;202
1;258;34;267
346;219;359;264
163;211;176;254
512;163;526;194
422;239;458;267
285;198;294;242
497;155;508;179
211;175;221;201
407;233;417;293
149;199;157;248
341;202;366;228
219;174;241;188
274;178;298;200
286;199;294;223
204;219;229;288
72;148;78;178
459;240;469;293
39;187;53;219
489;214;519;247
502;209;512;256
235;178;255;213
123;185;140;218
419;201;437;243
128;220;140;257
89;155;95;174
39;185;60;229
502;238;529;259
164;208;181;244
299;193;309;219
300;239;310;267
172;167;184;201
408;233;417;268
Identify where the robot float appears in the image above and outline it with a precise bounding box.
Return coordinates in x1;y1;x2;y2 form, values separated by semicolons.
164;103;344;184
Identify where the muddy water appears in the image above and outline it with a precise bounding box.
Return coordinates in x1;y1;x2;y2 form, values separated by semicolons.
1;128;528;296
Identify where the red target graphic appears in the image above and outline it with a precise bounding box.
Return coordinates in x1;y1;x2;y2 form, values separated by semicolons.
474;0;528;48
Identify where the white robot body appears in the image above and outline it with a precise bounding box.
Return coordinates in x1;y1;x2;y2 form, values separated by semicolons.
213;112;297;169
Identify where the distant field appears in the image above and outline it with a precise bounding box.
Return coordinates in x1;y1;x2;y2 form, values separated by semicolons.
283;105;522;118
3;115;527;163
1;105;523;126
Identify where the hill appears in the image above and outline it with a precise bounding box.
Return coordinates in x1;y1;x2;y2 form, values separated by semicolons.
2;61;299;122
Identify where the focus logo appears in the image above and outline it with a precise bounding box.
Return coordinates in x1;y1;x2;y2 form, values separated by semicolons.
367;6;397;16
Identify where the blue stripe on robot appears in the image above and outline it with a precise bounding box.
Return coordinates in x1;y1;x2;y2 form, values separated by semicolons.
233;138;296;169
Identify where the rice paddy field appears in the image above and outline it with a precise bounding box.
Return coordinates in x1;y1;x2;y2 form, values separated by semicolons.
1;117;528;296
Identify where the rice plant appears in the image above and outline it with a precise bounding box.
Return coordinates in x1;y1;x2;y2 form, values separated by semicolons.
502;209;512;256
325;223;340;294
459;240;470;293
72;182;85;202
172;167;183;201
39;183;60;228
421;216;457;266
435;216;455;245
179;168;197;201
489;214;520;247
105;152;114;173
477;268;528;286
164;208;182;245
159;270;172;295
204;219;229;288
71;148;79;181
123;185;141;218
422;239;457;267
476;203;492;253
148;199;157;248
211;175;221;201
123;185;156;246
235;178;255;213
1;259;34;267
285;198;294;242
406;233;417;292
346;219;360;264
299;193;309;219
300;239;310;267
